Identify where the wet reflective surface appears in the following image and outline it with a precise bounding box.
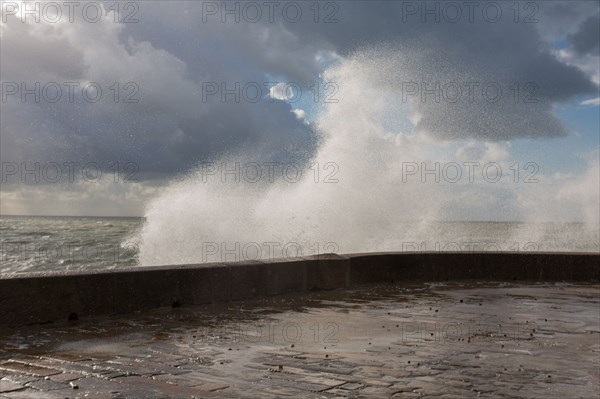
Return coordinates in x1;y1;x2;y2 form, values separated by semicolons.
1;282;599;398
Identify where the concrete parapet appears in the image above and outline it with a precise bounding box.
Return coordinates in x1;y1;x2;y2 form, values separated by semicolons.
1;252;598;326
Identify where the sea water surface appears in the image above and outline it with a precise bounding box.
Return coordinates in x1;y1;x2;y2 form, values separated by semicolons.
0;216;142;275
1;215;598;275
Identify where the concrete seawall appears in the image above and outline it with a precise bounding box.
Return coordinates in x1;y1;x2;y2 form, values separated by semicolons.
1;252;598;326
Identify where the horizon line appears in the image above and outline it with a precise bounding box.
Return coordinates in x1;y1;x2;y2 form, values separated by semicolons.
0;214;592;224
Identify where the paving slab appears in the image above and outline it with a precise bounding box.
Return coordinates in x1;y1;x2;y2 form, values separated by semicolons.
0;282;598;398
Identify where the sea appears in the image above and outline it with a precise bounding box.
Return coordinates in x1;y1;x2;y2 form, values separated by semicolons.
1;215;598;275
0;216;141;275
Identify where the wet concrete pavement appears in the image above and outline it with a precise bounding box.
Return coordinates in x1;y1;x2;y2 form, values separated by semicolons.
1;282;598;398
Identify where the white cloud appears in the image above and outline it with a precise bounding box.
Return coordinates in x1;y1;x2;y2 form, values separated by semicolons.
580;97;600;106
0;179;160;217
269;82;295;101
484;142;511;161
291;108;308;124
554;48;600;85
456;141;511;162
455;142;485;161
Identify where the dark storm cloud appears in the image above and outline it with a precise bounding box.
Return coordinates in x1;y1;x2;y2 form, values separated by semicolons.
534;0;599;38
0;5;319;180
1;0;598;181
568;12;600;55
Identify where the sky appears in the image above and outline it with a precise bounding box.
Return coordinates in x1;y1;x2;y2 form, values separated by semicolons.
0;0;599;220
